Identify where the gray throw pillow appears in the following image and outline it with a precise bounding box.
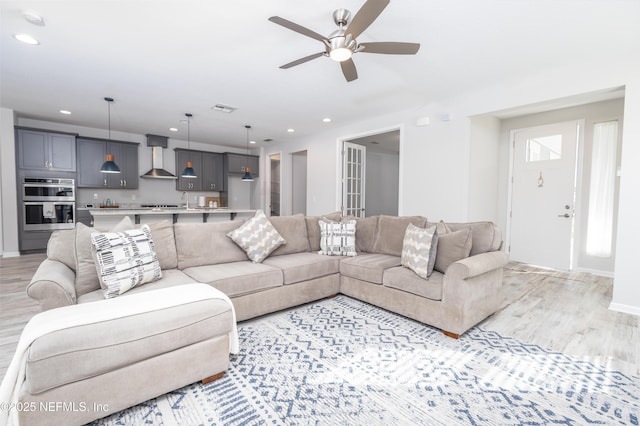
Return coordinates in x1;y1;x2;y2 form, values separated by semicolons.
434;227;472;273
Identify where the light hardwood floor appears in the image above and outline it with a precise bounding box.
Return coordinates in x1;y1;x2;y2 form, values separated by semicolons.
1;254;638;380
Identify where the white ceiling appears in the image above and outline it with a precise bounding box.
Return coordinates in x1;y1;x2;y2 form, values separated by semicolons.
1;0;638;149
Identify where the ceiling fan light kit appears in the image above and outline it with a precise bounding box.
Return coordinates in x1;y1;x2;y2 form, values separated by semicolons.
269;0;420;81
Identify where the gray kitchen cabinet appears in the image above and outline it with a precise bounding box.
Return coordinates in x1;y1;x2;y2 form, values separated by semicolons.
77;137;139;188
17;128;77;172
225;153;259;177
175;149;202;191
202;152;225;191
175;149;225;191
106;142;139;188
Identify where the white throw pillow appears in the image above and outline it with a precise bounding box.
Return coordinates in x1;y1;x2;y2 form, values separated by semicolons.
227;210;286;263
401;224;438;279
91;224;162;299
318;219;357;257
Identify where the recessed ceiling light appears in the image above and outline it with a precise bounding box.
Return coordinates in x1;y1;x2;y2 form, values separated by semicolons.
169;127;178;132
323;118;331;123
13;34;39;45
59;110;71;115
249;140;257;145
287;128;295;133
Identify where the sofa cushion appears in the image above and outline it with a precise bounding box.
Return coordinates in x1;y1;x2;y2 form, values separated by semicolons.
227;210;285;263
74;217;134;298
263;252;340;285
434;227;472;273
401;224;438;279
47;229;76;271
91;225;162;298
26;289;233;394
340;253;401;284
353;216;378;253
144;220;178;270
445;222;502;255
372;215;427;256
175;221;248;269
269;214;311;256
383;266;443;301
182;261;283;297
306;211;342;251
319;219;357;256
77;269;197;304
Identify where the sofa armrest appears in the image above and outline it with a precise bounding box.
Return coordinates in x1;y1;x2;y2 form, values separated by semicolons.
26;259;77;311
439;251;509;336
445;250;509;280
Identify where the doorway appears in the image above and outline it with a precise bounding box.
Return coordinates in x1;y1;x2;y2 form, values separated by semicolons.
269;154;281;216
343;129;399;217
291;151;307;215
508;120;582;270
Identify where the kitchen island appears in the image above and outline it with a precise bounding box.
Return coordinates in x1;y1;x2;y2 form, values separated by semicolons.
83;207;255;228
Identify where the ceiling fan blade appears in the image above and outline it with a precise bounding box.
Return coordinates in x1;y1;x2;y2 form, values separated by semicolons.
345;0;390;39
340;58;358;82
269;16;328;43
359;42;421;55
280;52;326;69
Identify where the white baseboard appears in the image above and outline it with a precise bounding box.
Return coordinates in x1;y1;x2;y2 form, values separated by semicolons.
573;267;614;278
1;251;20;258
609;302;640;317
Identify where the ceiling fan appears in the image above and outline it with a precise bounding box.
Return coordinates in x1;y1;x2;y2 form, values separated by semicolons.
269;0;420;82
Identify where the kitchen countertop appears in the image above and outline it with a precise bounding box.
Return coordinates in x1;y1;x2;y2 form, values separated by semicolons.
82;207;255;224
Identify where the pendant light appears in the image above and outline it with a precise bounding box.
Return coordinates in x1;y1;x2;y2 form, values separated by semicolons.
181;113;197;178
99;97;120;173
242;125;254;182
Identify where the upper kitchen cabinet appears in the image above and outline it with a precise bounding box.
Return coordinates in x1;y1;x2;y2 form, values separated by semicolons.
202;152;225;191
16;128;77;172
76;137;139;188
225;153;259;177
175;149;202;191
175;149;224;191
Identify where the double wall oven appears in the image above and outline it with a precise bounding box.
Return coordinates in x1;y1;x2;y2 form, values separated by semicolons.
22;177;75;230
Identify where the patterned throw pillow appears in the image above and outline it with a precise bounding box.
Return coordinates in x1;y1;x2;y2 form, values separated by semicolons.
401;224;438;279
318;219;357;257
227;210;286;263
91;224;162;299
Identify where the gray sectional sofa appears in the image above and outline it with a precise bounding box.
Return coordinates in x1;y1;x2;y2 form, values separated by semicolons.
28;212;508;337
19;212;507;424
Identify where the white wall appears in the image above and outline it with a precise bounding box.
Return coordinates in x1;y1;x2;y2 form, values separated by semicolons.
0;108;19;256
468;115;501;221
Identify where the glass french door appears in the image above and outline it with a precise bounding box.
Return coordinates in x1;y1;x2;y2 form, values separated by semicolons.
342;142;366;217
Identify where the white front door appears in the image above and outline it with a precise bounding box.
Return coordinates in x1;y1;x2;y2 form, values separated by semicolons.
509;121;581;270
342;142;366;217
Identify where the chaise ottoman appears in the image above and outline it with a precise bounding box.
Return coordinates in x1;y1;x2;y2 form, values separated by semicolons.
0;283;238;426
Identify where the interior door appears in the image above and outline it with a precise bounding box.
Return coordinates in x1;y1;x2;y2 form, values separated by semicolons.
342;142;366;217
509;121;580;270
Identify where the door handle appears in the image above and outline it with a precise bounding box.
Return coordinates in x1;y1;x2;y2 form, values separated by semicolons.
557;213;570;218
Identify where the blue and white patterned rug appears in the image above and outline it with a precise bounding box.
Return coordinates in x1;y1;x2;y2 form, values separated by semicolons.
92;296;639;425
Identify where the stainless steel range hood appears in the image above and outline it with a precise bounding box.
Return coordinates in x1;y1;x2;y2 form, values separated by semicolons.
141;134;177;179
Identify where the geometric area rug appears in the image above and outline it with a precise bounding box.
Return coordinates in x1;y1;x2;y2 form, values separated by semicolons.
90;295;639;425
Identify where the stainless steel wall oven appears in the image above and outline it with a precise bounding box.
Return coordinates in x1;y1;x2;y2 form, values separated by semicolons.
22;177;75;230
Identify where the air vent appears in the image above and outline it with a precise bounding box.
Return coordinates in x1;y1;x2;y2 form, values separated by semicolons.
211;104;238;113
